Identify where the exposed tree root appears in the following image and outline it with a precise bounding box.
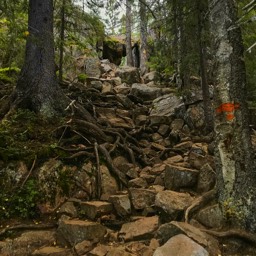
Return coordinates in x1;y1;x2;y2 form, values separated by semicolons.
0;223;57;237
200;228;256;244
98;143;128;186
185;188;217;223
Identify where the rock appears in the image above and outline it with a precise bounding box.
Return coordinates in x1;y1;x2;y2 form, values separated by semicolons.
113;83;131;95
156;221;220;255
119;216;159;241
185;104;205;130
171;119;184;132
107;248;137;256
153;234;209;256
80;201;113;220
57;219;106;246
0;231;56;256
164;164;198;190
158;124;170;136
88;244;111;256
150;94;185;118
143;71;160;83
197;163;216;193
84;57;101;78
100;165;119;200
128;177;148;188
196;204;225;228
130;83;162;101
103;38;126;65
58;201;77;218
155;190;194;218
173;141;193;153
38;159;63;205
129;188;156;210
188;151;207;170
97;108;135;129
164;155;184;165
116;66;141;84
109;194;131;217
32;247;73;256
135;114;147;126
149;163;166;176
91;80;103;90
74;240;94;255
102;81;113;93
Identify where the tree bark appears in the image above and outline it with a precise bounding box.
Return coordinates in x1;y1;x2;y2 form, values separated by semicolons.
58;0;65;83
12;0;68;117
125;0;134;66
210;0;256;231
139;0;148;76
197;0;214;131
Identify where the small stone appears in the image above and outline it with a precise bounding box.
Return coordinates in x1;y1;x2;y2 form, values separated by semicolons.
119;216;159;241
74;240;94;255
32;247;73;256
80;201;113;220
129;188;156;210
153;234;209;256
128;177;148;188
109;194;131;217
58;202;77;218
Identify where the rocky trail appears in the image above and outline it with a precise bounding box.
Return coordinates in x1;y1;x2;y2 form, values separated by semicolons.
1;58;256;256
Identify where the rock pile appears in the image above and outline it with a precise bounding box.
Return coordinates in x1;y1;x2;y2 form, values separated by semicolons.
1;58;253;256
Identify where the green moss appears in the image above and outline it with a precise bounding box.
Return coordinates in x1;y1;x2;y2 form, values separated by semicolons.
0;109;65;163
77;73;88;83
0;67;20;84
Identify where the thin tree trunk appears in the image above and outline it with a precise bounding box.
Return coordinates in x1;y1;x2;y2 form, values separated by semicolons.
198;1;214;131
59;0;65;83
126;0;134;66
139;0;148;76
210;0;256;231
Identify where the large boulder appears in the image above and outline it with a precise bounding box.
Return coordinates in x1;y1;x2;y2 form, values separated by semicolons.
84;57;101;78
116;66;141;84
103;38;126;65
130;83;162;101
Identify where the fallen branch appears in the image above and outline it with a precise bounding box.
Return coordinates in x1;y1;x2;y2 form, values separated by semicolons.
20;155;37;189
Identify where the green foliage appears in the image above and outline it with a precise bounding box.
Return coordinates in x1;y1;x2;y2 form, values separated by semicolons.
77;73;88;83
0;179;39;219
0;109;64;162
0;67;20;84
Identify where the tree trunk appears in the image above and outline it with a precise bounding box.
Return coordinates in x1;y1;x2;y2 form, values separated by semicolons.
12;0;68;117
198;1;214;131
139;0;148;76
125;0;134;66
210;0;256;231
58;0;65;83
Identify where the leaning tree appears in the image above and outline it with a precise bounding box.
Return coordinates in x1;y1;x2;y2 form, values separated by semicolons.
11;0;68;117
210;0;256;231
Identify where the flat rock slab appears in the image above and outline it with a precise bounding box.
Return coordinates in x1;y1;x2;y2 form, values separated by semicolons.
0;231;56;256
57;219;106;245
153;234;209;256
129;188;156;210
109;194;131;217
119;216;159;241
155;190;194;217
164;164;199;190
80;201;113;219
156;221;220;256
32;246;73;256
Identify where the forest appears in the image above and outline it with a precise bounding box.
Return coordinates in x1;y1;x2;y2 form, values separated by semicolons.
1;0;256;255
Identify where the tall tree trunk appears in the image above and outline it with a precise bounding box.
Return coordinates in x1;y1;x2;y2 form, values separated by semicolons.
198;1;214;131
12;0;68;117
125;0;134;66
139;0;148;76
210;0;256;231
59;0;65;83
